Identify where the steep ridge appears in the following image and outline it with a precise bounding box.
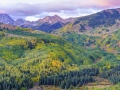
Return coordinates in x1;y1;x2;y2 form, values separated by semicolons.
58;8;120;34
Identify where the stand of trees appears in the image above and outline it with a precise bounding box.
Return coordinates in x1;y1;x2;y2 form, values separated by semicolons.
0;75;33;90
100;65;120;84
39;68;99;89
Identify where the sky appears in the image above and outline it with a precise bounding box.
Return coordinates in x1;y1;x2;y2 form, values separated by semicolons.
0;0;120;21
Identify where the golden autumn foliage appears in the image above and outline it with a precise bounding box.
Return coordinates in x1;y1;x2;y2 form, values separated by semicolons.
52;60;62;68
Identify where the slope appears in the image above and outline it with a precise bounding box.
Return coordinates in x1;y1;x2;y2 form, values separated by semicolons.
57;8;120;35
0;27;120;89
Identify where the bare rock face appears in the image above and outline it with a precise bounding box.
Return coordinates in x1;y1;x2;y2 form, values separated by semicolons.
0;14;14;25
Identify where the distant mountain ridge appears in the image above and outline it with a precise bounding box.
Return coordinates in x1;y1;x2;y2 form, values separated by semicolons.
15;15;76;32
0;14;75;32
2;8;120;34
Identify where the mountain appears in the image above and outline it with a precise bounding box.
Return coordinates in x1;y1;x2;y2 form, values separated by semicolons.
34;15;76;32
34;22;65;33
34;15;67;32
14;19;38;29
14;19;25;26
38;15;67;24
58;8;120;34
0;14;14;25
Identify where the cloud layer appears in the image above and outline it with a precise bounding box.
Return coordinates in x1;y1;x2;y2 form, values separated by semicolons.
0;0;120;21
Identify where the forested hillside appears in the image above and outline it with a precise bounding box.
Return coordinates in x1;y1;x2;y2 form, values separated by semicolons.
0;27;120;90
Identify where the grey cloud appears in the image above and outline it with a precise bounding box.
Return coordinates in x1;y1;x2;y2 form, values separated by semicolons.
0;2;97;16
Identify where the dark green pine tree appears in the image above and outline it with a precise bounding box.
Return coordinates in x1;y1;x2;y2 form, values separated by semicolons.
60;81;65;89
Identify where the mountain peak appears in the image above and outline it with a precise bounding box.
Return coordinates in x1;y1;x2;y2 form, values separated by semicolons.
38;15;66;24
44;15;61;18
0;14;14;24
53;15;61;18
101;8;120;14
